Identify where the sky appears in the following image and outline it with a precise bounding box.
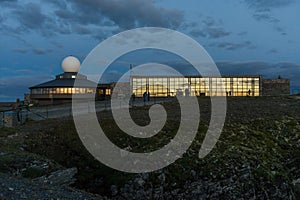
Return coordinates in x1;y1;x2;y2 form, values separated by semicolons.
0;0;300;101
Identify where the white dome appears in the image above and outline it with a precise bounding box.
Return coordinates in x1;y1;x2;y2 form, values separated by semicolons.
61;56;80;72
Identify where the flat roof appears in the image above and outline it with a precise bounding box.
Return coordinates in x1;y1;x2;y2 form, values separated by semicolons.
131;75;262;78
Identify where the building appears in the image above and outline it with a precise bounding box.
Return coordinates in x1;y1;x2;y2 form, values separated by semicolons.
262;78;290;96
131;75;290;97
29;56;291;104
29;56;100;104
131;76;261;97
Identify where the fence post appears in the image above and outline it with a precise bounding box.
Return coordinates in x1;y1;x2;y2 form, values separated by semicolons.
26;109;28;122
1;112;4;127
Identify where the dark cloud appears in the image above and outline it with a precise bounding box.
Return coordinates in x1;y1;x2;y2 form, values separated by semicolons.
217;61;269;75
190;27;231;39
14;48;28;54
0;74;53;102
268;48;278;54
252;13;280;23
71;24;92;35
32;48;53;55
211;41;255;51
202;16;220;27
0;0;18;7
238;31;248;36
189;16;230;39
55;0;184;30
217;61;300;87
0;0;17;2
190;29;206;38
244;0;294;9
1;0;185;41
206;28;231;39
13;3;47;30
244;0;294;34
13;47;53;55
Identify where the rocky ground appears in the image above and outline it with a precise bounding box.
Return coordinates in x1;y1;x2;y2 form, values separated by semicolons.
0;96;299;199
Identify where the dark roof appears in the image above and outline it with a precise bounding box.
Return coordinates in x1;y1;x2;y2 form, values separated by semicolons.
29;78;97;89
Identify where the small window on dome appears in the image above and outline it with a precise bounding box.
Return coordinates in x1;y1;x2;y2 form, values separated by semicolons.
72;75;76;79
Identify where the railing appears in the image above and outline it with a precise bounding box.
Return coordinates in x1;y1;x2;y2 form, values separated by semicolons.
0;97;174;127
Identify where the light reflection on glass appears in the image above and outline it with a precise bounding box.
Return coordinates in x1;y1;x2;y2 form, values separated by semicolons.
132;76;261;97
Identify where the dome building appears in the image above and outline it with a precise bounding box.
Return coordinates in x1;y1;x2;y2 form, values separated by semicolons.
29;56;100;104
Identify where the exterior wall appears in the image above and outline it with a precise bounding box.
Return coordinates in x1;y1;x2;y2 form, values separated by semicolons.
262;79;290;96
29;94;99;105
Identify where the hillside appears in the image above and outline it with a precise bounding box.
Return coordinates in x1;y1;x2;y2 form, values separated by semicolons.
0;96;299;199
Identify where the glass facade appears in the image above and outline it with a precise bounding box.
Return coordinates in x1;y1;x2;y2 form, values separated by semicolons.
31;87;96;95
132;76;261;97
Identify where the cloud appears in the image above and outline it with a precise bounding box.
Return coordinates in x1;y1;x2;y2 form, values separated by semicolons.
0;0;18;7
0;0;17;2
32;48;53;55
189;16;231;39
217;61;300;86
202;16;221;27
51;0;184;33
206;27;231;38
244;0;295;34
13;3;46;30
237;32;248;36
14;48;28;54
69;0;184;29
268;48;278;54
244;0;294;9
0;0;185;42
13;47;53;55
252;13;280;23
189;29;206;38
211;41;256;51
0;74;53;102
15;69;35;74
71;24;92;35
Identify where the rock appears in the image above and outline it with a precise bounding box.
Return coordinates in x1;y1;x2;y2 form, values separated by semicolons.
135;177;145;187
191;170;197;178
33;167;77;186
293;178;300;187
111;185;118;196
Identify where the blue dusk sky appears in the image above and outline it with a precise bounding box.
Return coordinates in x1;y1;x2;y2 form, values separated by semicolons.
0;0;300;101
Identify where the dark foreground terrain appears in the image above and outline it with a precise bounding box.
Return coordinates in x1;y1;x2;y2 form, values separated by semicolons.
0;96;299;199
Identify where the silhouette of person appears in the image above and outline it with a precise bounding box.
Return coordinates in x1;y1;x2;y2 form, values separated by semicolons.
143;92;147;102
